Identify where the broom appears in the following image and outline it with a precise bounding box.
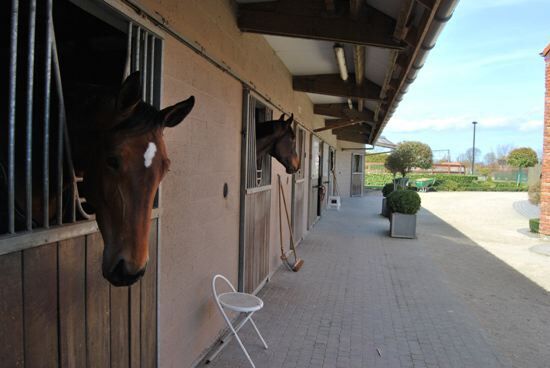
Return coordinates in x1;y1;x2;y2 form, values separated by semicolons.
278;174;304;272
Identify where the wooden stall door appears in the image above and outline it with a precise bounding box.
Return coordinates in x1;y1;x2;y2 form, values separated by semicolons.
239;91;272;294
0;219;159;368
328;147;336;196
351;153;365;197
291;127;307;242
320;142;330;214
308;136;321;228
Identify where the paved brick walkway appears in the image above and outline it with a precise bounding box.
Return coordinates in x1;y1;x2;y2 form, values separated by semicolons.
205;194;550;368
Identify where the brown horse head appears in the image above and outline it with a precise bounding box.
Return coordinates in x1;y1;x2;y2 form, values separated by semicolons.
82;72;194;286
256;114;300;174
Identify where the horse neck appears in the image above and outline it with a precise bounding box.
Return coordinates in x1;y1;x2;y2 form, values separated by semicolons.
255;121;278;159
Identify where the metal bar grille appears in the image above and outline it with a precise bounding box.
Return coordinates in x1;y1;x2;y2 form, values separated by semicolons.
245;96;272;190
1;1;163;243
25;0;37;231
295;127;306;180
8;0;19;234
42;0;53;228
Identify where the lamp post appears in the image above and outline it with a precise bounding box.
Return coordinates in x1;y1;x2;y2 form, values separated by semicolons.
471;121;478;175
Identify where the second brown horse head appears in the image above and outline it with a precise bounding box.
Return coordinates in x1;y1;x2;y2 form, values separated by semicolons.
256;113;300;174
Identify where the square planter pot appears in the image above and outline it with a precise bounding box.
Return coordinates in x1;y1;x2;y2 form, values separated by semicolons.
390;212;417;238
381;198;390;217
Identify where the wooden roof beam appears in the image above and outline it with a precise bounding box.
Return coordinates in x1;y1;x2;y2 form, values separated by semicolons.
313;103;375;121
416;0;437;11
237;3;406;50
314;118;361;132
349;0;366;112
293;74;383;101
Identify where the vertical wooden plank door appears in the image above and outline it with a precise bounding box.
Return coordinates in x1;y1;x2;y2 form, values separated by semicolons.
239;91;272;294
292;127;306;243
308;136;321;229
0;218;159;368
351;153;365;197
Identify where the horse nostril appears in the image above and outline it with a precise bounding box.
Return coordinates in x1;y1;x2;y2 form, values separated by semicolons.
108;259;146;287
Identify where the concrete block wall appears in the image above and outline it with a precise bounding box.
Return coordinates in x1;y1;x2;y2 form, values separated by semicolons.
125;1;340;366
540;45;550;235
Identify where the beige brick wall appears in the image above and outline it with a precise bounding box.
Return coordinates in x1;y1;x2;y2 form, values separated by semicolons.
128;1;338;366
540;51;550;235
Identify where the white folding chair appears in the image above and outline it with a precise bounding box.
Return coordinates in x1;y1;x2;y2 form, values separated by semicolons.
208;274;268;368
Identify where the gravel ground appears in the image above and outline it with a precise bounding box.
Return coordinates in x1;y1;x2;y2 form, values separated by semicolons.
420;192;550;291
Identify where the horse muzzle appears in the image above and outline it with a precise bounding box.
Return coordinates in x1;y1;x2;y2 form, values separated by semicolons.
103;258;147;287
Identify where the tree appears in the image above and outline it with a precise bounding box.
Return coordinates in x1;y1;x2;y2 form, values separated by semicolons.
384;141;432;178
457;148;481;174
496;144;514;160
507;147;538;186
484;152;497;166
384;149;411;178
398;141;433;170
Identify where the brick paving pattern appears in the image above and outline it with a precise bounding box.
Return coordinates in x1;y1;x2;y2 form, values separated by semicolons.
206;194;550;368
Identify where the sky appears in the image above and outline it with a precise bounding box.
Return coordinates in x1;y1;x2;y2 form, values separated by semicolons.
383;0;550;162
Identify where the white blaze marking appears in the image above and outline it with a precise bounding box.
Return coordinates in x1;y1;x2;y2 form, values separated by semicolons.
144;142;157;168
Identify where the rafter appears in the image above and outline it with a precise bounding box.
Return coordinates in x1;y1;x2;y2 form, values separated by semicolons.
237;3;406;50
293;74;382;101
314;103;375;121
415;0;436;10
314;119;361;132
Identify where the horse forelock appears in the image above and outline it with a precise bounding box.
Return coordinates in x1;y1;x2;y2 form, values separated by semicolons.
111;102;161;136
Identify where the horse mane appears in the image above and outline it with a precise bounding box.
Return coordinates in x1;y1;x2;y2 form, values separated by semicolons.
256;119;294;140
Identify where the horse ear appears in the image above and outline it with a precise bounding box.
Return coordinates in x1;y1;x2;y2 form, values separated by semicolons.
117;72;142;114
278;113;285;121
285;113;294;127
159;96;195;128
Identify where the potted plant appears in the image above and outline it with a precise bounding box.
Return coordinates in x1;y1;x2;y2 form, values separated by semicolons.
381;183;394;217
387;189;421;238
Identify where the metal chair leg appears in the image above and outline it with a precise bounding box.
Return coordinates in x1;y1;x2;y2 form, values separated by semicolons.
229;323;257;368
249;318;268;349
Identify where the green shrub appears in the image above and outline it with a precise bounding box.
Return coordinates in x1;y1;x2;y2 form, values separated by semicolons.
529;218;540;233
436;181;459;191
382;183;394;197
365;173;529;192
366;173;477;187
387;190;421;214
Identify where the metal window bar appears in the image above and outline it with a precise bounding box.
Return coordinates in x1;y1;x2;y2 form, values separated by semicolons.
295;127;305;181
25;0;37;231
42;0;53;228
2;5;162;239
7;0;20;234
245;96;273;190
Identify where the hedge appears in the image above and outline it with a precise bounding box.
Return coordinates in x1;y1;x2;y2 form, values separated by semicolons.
365;173;477;187
365;173;527;192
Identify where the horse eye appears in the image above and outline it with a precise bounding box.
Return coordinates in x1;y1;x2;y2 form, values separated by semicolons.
106;156;120;170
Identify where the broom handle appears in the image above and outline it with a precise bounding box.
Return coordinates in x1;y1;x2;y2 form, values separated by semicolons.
277;175;286;259
278;175;297;254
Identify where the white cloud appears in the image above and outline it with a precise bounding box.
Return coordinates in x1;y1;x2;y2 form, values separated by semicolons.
518;119;543;131
465;0;540;11
386;114;543;134
385;115;512;133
